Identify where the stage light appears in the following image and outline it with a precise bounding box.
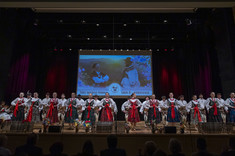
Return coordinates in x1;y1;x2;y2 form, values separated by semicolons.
164;49;168;51
58;19;63;23
120;49;123;51
69;48;72;51
79;49;82;51
103;35;107;38
96;23;100;27
149;49;152;51
91;49;94;51
123;23;127;27
100;49;102;51
132;49;135;51
87;38;90;40
114;49;117;51
157;49;160;51
33;19;39;26
67;34;72;38
60;48;63;52
118;35;122;38
164;20;168;23
54;48;57;51
171;37;174;40
127;49;129;51
135;20;140;23
185;19;192;26
108;49;111;51
138;49;140;51
129;38;133;40
81;20;86;24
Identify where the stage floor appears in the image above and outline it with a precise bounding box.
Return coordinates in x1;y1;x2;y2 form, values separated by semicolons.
2;121;235;155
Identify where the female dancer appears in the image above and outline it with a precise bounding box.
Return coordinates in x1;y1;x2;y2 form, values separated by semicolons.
187;95;203;129
121;97;131;122
65;93;78;129
11;92;27;121
58;93;67;125
82;93;96;125
47;92;59;124
166;92;180;126
99;93;116;122
140;96;149;127
205;92;223;122
146;94;161;125
225;92;235;123
26;92;41;123
127;93;142;131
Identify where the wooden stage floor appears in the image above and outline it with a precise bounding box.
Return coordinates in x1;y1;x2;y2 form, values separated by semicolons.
1;121;235;155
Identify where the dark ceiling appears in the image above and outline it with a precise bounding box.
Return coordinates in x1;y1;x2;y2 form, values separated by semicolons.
26;9;212;52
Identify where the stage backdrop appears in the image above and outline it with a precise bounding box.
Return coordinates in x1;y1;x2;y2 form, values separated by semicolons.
77;51;153;97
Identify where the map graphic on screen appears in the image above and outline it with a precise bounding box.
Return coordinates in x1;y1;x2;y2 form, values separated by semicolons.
77;53;152;97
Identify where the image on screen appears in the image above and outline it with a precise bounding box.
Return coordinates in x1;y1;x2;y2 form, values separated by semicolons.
77;53;152;97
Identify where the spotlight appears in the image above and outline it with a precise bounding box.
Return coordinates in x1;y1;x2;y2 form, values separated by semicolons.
138;49;140;51
156;49;160;52
135;20;140;23
67;34;72;38
171;37;174;40
69;48;72;51
149;49;152;51
81;20;86;24
33;19;39;26
129;38;133;40
114;49;117;51
87;38;90;40
123;23;127;27
120;49;123;51
163;20;168;23
58;19;63;23
79;49;82;51
100;49;102;51
118;35;122;38
185;19;192;26
103;35;107;38
96;23;100;27
127;49;129;51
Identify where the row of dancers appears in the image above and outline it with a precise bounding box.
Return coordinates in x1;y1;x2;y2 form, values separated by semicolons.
1;91;235;131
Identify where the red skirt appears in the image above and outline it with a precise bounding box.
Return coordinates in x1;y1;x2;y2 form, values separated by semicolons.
128;108;140;123
100;107;113;122
48;107;58;123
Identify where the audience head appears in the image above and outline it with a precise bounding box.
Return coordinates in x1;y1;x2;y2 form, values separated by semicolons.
152;149;167;156
229;137;235;149
196;138;207;151
0;135;8;147
49;142;64;155
107;135;118;149
26;133;38;145
169;138;182;154
144;141;157;156
82;140;94;155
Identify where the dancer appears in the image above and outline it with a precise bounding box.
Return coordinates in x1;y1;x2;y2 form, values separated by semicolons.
216;93;227;123
127;93;141;131
146;94;161;126
26;92;41;123
58;93;67;125
198;93;207;122
121;97;131;122
177;95;187;123
47;92;59;124
99;93;116;122
0;101;12;122
225;92;235;123
65;93;78;129
11;92;27;121
41;93;50;121
205;92;223;122
82;93;96;125
187;95;203;129
93;95;101;122
76;94;84;120
140;96;150;127
166;92;180;126
160;96;168;125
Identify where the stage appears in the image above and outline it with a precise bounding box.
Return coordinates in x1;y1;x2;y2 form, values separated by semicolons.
1;121;235;155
